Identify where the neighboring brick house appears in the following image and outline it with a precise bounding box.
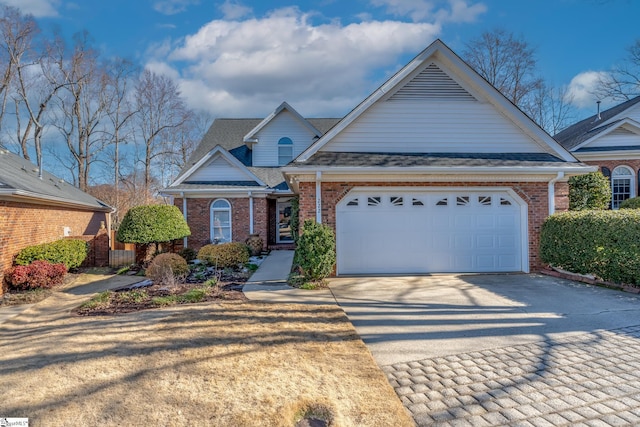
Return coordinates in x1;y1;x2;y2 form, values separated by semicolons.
0;147;113;293
163;39;594;276
554;96;640;209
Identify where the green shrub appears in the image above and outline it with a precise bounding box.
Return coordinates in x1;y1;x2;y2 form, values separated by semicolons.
116;204;191;249
568;172;611;211
6;260;67;290
620;197;640;209
145;253;189;285
294;220;336;281
178;247;197;262
540;210;640;284
15;239;88;269
197;242;250;268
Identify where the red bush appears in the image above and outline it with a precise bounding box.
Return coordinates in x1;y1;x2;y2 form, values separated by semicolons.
6;260;67;290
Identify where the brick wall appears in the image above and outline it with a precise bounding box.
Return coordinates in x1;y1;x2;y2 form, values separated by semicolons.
298;180;557;273
175;197;268;252
0;200;108;294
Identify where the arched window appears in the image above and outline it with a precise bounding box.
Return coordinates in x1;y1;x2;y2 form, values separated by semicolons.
211;199;232;243
278;137;293;165
612;166;634;209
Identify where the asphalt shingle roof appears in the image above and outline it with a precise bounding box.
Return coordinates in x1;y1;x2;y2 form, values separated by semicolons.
174;117;341;189
299;152;567;168
0;147;111;211
554;96;640;150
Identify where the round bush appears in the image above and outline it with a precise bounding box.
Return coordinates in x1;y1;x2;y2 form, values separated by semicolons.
117;205;191;244
178;247;197;262
568;172;611;211
620;197;640;209
294;220;336;281
145;253;189;284
197;243;250;268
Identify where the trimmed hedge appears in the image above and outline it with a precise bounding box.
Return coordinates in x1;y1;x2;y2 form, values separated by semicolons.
568;171;611;211
117;204;191;244
620;197;640;209
14;239;88;269
540;210;640;284
197;242;250;268
146;253;189;284
6;260;67;290
294;220;336;281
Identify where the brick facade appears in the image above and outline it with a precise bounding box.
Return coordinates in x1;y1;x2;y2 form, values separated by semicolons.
175;197;269;251
0;200;109;294
298;180;568;273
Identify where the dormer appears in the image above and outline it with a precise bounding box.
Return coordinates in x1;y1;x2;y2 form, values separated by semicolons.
243;102;322;167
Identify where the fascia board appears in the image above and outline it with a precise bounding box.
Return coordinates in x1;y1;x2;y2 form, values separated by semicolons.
243;101;322;144
283;164;596;175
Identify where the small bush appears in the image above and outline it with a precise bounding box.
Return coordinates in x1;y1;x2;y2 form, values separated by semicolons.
179;287;208;303
6;260;67;290
178;247;197;262
294;220;336;281
117;204;191;245
145;253;189;285
568;172;611;211
540;210;640;284
80;291;112;309
620;197;640;209
15;239;88;269
197;242;250;268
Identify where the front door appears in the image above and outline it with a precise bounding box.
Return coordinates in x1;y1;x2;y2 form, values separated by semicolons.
276;200;294;243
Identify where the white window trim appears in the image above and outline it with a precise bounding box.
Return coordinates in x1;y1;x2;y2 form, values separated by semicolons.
278;137;294;166
611;165;635;210
211;198;232;243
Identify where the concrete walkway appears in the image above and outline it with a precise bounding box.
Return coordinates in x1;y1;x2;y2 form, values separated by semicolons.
0;273;143;325
243;250;337;305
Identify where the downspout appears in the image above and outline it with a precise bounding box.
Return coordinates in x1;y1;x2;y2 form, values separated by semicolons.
315;171;322;223
181;192;188;248
248;191;254;234
548;172;564;215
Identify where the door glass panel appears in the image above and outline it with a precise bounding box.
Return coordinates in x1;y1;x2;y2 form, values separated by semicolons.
277;202;293;242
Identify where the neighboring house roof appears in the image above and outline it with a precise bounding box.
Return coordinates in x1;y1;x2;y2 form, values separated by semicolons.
0;147;112;211
295;39;579;165
554;96;640;151
243;101;324;143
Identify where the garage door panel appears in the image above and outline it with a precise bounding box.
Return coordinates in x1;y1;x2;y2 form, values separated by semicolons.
337;190;524;274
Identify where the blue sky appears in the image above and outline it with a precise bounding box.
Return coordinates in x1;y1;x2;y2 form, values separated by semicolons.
4;0;639;120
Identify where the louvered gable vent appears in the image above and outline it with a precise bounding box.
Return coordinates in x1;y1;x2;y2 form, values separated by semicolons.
389;63;475;101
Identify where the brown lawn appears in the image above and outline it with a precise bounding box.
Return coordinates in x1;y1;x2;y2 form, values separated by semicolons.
0;282;414;427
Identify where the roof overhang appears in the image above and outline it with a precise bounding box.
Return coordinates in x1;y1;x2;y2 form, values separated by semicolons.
0;189;114;212
243;101;322;145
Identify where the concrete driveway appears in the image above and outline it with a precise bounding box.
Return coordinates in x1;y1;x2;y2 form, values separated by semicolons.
329;274;640;425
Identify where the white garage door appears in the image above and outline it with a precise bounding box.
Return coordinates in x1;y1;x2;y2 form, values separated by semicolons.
336;189;526;275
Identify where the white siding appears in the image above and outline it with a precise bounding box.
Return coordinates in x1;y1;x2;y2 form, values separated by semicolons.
252;110;318;166
321;100;544;153
189;155;253;182
586;127;640;149
606;103;640;125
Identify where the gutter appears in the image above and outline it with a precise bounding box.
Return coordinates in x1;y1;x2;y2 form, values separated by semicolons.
282;165;597;175
0;189;113;212
547;172;565;216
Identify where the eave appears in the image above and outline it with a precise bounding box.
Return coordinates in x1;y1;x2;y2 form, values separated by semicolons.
0;189;114;212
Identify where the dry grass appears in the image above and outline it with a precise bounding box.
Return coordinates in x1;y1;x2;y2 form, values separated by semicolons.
0;297;413;426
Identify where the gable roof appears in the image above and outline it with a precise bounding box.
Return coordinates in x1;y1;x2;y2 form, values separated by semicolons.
243;101;323;143
0;147;112;211
296;39;578;164
554;96;640;150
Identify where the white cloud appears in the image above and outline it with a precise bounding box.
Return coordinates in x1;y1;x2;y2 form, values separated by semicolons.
153;0;199;15
0;0;59;17
218;0;252;20
152;7;441;117
368;0;485;23
566;71;609;109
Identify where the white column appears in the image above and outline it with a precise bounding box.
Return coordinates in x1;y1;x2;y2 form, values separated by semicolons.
182;192;188;247
315;171;322;223
248;191;254;234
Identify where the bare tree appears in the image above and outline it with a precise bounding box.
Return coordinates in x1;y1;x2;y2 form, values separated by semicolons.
596;39;640;101
134;69;189;200
463;28;543;113
52;30;110;191
528;84;576;135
